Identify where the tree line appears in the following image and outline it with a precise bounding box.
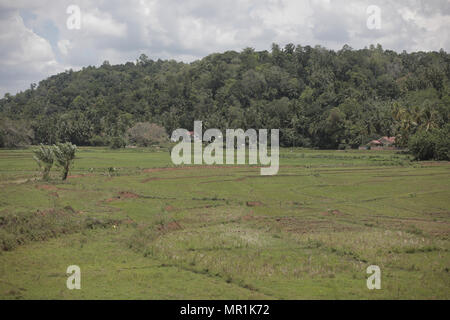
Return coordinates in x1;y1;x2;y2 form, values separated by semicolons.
0;43;448;159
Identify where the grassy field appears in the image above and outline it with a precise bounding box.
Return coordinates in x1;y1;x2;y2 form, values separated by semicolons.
0;147;449;299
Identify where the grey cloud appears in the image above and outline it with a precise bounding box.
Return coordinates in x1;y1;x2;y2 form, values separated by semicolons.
0;0;449;96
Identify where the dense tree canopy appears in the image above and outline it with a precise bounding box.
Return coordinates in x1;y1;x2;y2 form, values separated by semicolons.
0;44;449;150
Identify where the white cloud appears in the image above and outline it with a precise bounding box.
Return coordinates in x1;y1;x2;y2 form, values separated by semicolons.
0;10;66;95
0;0;449;96
0;14;54;66
82;10;127;37
57;39;71;55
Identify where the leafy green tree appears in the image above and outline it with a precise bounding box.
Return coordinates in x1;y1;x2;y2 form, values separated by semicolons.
33;144;54;180
0;118;34;148
0;44;448;152
408;131;435;160
53;142;77;180
418;104;440;132
432;125;450;161
408;126;450;161
126;122;168;147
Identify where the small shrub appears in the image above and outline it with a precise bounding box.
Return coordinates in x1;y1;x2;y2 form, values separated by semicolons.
107;167;118;177
0;210;117;251
0;229;17;251
127;226;159;251
89;135;108;146
109;136;126;149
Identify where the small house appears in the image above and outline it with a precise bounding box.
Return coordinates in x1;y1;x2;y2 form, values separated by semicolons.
368;139;382;147
366;136;396;150
379;136;396;146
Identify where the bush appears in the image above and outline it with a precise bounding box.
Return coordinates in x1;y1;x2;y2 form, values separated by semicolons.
126;122;168;147
109;136;126;149
408;131;435;160
409;126;450;161
433;125;450;161
0;210;117;251
89;135;108;146
0;229;17;251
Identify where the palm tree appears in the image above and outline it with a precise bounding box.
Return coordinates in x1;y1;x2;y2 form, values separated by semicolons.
33;144;54;180
419;106;439;132
53;142;77;180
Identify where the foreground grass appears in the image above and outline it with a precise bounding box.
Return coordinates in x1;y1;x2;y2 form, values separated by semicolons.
0;147;449;299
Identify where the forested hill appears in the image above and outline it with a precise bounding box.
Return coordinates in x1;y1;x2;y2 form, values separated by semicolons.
1;44;449;149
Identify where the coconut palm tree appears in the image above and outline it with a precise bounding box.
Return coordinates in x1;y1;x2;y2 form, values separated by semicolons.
419;106;439;132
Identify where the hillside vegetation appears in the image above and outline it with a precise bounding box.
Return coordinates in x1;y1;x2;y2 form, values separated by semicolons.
0;44;449;153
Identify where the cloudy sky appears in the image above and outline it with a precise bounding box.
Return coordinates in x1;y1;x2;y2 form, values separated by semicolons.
0;0;449;96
